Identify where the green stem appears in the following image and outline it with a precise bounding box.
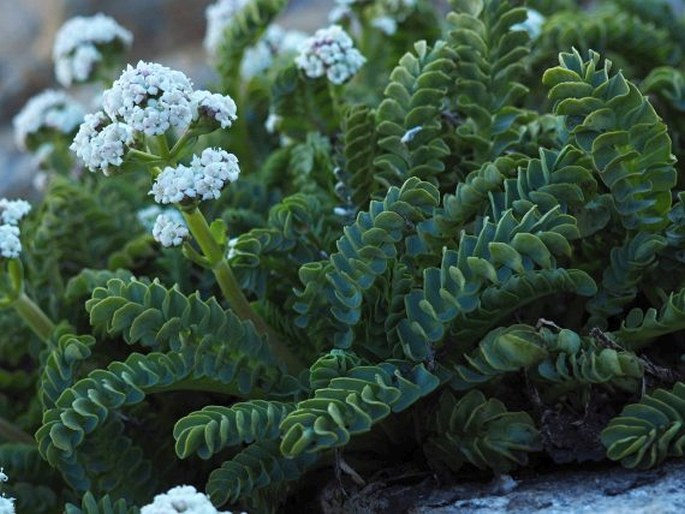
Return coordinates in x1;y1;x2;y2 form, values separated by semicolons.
181;207;304;373
13;292;55;343
0;415;34;444
169;130;196;160
128;148;163;163
156;135;171;160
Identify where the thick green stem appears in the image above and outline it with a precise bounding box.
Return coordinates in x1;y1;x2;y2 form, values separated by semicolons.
13;292;55;343
181;207;304;373
0;415;34;444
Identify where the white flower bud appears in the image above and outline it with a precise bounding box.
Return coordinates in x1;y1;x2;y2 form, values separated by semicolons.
152;214;189;247
102;61;195;136
70;112;135;175
295;25;366;85
137;205;185;231
0;225;21;260
192;90;238;129
53;13;133;87
13;90;84;151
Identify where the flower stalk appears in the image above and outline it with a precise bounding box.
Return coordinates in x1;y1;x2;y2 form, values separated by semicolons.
181;206;304;373
13;292;56;343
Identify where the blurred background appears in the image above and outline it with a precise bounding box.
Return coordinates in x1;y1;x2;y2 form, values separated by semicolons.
2;0;684;198
0;0;335;197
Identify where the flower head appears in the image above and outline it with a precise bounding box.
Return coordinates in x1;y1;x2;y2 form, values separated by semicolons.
150;148;240;204
152;214;189;248
102;61;195;136
140;485;236;514
0;199;31;226
0;225;21;260
295;25;366;85
192;90;237;130
13;90;84;151
70;111;135;175
53;13;133;87
204;0;250;57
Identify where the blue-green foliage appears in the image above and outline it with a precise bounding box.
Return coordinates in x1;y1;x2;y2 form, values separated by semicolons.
5;1;685;513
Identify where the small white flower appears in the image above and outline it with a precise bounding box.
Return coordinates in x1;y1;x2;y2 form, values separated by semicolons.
0;225;21;259
150;148;240;204
0;199;31;226
152;214;189;247
204;0;251;57
295;25;366;85
70;111;135;175
512;8;545;40
53;13;133;87
102;61;195;136
140;485;237;514
192;90;238;129
13;90;84;150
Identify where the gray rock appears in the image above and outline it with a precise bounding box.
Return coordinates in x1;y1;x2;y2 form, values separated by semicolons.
320;459;685;514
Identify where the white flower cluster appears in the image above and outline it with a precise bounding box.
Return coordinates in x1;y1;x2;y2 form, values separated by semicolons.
71;61;238;174
140;485;237;514
152;214;189;247
13;90;84;150
295;25;366;85
53;13;133;87
204;0;250;57
0;199;31;260
512;8;545;40
192;90;237;129
150;148;240;204
102;61;195;137
241;25;308;78
136;205;178;231
70;111;135;175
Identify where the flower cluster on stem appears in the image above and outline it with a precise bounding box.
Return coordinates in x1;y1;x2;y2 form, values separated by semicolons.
53;13;133;87
295;25;366;84
71;61;238;175
12;90;84;151
150;148;240;204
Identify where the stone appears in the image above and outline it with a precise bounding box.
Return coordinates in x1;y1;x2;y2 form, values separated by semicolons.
320;459;685;514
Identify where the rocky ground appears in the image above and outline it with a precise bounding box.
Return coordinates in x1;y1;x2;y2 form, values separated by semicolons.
319;458;685;514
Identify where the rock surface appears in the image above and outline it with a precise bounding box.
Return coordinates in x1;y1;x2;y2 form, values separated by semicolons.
320;459;685;514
